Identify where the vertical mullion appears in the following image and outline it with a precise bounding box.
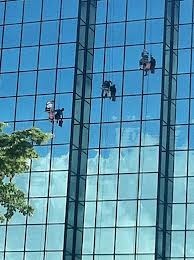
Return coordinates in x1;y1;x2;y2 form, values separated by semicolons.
81;0;98;258
63;0;83;257
72;0;91;258
184;0;194;258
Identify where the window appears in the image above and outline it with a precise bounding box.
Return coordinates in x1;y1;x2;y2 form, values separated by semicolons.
94;25;106;48
106;23;125;47
5;1;23;24
116;228;135;253
58;44;76;68
39;45;57;69
126;21;145;45
122;96;141;121
62;0;79;18
0;3;5;25
20;47;39;70
37;70;56;94
22;22;40;46
24;0;42;22
28;198;47;224
42;0;61;20
41;21;59;45
99;148;119;174
6;226;25;251
118;174;138;199
101;123;120;147
16;96;35;121
26;225;45;250
105;47;124;72
1;48;20;72
127;0;146;20
3;24;21;48
18;71;37;95
107;0;127;22
0;73;17;97
60;19;77;43
45;224;64;250
0;97;15;121
95;228;115;254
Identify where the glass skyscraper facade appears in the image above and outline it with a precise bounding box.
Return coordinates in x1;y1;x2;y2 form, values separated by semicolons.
0;0;194;259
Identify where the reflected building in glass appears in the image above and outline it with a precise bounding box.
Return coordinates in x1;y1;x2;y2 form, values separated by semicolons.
0;0;193;259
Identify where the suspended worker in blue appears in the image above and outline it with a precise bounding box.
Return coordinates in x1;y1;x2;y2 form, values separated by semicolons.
150;55;156;74
45;100;64;127
110;83;116;101
54;108;64;127
139;49;156;76
102;80;116;101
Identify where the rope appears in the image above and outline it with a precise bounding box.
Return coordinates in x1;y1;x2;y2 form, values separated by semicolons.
57;20;63;110
137;73;150;253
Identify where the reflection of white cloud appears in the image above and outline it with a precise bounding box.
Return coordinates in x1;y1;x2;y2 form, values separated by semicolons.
32;153;69;171
121;127;139;146
32;153;51;171
6;125;193;256
112;115;118;121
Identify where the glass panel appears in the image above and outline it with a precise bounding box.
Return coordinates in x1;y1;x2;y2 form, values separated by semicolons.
42;0;61;19
0;97;15;121
24;0;42;22
29;172;49;197
46;224;65;250
49;171;67;197
1;48;19;72
45;252;63;260
25;252;44;260
41;21;59;45
16;96;35;121
6;226;25;251
39;45;57;69
117;201;137;227
22;22;40;46
18;71;37;95
20;47;38;70
3;24;21;48
0;73;17;97
28;198;47;224
118;174;138;199
60;19;77;43
96;201;116;227
5;252;24;260
5;1;23;24
116;228;135;253
26;225;45;251
120;147;139;173
47;197;66;223
98;175;117;200
95;228;115;254
99;148;119;174
137;227;155;253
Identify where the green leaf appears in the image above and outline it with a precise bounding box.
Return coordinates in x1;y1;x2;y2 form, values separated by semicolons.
0;123;51;222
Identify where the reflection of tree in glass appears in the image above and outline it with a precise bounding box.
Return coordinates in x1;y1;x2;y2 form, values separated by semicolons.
0;122;51;223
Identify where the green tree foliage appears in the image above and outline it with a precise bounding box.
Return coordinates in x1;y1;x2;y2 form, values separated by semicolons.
0;123;51;223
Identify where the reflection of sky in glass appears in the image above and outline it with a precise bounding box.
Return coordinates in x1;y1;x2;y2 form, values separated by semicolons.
0;0;78;258
0;0;194;258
